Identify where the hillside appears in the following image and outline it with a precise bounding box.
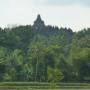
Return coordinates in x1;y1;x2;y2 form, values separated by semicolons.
0;15;90;82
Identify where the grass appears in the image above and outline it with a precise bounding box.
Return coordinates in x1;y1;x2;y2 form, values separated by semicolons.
0;82;90;90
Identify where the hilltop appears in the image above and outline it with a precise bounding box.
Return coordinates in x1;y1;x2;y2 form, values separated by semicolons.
0;15;89;82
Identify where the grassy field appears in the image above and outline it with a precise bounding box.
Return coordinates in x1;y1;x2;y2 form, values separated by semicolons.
0;82;90;90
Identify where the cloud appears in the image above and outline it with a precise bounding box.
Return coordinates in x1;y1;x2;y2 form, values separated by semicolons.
0;0;90;31
33;4;90;31
33;0;90;7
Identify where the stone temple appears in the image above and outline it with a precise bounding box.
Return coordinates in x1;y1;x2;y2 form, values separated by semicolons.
33;14;45;31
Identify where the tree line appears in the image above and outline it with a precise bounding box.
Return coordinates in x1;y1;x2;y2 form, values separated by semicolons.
0;16;90;82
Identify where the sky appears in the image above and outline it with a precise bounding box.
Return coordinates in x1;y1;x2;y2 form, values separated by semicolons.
0;0;90;31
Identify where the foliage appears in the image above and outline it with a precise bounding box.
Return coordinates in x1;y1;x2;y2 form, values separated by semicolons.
0;15;89;82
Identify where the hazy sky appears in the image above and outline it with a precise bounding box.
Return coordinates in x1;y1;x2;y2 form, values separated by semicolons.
0;0;90;31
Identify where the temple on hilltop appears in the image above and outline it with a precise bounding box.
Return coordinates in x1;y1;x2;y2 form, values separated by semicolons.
33;14;45;30
32;14;73;36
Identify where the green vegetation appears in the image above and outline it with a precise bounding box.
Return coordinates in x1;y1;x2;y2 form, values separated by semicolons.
0;15;90;83
0;82;90;90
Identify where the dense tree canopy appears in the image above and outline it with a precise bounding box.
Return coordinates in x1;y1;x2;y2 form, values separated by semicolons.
0;15;89;82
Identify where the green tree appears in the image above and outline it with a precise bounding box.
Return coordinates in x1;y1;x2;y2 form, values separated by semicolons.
47;66;64;82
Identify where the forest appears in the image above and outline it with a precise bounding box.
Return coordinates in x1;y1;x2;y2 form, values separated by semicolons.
0;15;90;82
